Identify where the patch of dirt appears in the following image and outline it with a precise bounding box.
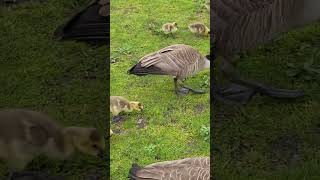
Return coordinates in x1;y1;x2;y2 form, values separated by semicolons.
170;118;178;124
194;104;206;114
112;129;123;134
163;105;175;118
269;134;301;168
137;118;147;129
185;140;196;154
111;115;126;123
155;154;161;160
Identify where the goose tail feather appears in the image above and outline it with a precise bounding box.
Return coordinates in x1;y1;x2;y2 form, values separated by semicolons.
128;163;142;180
128;63;168;76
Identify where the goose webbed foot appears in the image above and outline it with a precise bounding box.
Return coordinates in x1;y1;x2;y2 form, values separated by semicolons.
217;59;304;104
213;83;257;105
182;85;206;94
175;87;190;96
213;79;304;104
232;78;305;99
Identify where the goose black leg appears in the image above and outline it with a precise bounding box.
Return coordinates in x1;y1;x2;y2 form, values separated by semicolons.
174;78;189;96
181;85;206;94
174;78;206;95
214;59;304;104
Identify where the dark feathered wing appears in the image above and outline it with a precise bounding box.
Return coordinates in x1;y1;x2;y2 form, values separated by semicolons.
54;0;109;45
213;0;303;55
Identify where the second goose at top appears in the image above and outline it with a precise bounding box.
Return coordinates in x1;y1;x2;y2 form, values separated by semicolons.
128;44;210;96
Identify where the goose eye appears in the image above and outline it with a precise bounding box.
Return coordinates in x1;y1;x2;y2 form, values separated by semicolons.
92;144;98;149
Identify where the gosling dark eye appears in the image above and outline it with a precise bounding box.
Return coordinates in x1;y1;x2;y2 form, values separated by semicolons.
92;145;98;149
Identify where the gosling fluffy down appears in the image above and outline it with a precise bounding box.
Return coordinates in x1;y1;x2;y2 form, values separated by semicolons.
162;22;178;34
0;109;104;172
110;96;143;116
188;23;210;36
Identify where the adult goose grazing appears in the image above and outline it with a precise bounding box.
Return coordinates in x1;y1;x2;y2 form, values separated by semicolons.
212;0;320;104
54;0;109;45
128;157;210;180
128;44;210;95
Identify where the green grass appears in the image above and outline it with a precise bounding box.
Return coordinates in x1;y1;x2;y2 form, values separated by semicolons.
214;23;320;179
110;0;210;179
0;1;108;179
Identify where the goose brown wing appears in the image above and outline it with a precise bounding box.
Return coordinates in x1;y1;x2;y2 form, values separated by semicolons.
213;0;302;54
139;44;202;76
132;157;210;180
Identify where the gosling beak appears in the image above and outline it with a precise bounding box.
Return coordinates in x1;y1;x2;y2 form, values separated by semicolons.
98;149;104;159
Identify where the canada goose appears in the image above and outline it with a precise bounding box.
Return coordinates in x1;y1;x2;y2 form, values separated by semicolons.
188;23;210;36
212;0;320;104
128;44;210;95
54;0;109;45
0;109;104;179
128;157;210;180
110;96;143;116
162;22;178;36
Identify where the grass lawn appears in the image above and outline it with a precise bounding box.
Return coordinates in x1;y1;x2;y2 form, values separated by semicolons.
110;0;210;179
0;0;108;179
214;23;320;179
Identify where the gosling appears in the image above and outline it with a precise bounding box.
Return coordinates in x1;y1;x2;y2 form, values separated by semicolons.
0;109;105;179
162;22;178;36
188;23;210;36
110;96;143;116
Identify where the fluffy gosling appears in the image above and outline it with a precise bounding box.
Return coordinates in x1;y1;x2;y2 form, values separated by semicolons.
110;96;143;135
110;96;143;116
0;109;104;179
162;22;178;36
188;23;210;36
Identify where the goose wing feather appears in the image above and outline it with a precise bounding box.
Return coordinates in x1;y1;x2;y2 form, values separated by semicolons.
139;44;203;76
132;157;210;180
